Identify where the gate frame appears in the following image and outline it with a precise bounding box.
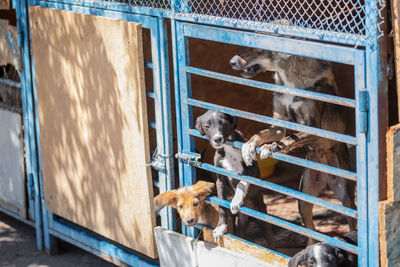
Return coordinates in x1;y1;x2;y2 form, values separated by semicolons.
0;0;44;250
25;1;175;265
170;12;385;267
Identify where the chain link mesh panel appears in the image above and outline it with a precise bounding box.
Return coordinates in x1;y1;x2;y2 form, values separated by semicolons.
176;0;367;37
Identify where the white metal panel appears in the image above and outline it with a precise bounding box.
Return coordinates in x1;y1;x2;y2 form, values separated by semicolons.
0;108;26;217
154;227;278;267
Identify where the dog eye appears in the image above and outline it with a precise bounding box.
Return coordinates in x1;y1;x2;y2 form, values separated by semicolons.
193;202;199;207
204;124;209;129
178;205;183;209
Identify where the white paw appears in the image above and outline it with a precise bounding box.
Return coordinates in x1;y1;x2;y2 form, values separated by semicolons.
242;142;256;166
213;224;227;243
230;196;243;215
259;144;273;159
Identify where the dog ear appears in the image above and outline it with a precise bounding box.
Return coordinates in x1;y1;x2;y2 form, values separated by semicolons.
193;181;215;199
225;114;238;129
195;116;205;135
334;247;346;264
288;248;308;267
154;190;178;211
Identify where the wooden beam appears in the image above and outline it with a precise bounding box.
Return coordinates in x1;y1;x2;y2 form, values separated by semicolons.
379;124;400;267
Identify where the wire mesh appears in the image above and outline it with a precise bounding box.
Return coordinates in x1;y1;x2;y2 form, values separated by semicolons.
176;0;367;37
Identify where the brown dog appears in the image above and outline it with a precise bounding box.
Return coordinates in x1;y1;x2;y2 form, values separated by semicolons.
154;181;220;228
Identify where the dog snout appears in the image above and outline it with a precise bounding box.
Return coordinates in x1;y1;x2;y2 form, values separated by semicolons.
186;218;195;225
213;136;223;144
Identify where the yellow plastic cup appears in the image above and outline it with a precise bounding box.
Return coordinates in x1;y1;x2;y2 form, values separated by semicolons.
256;155;279;178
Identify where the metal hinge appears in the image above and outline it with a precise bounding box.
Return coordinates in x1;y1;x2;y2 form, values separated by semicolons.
359;89;369;134
175;152;201;166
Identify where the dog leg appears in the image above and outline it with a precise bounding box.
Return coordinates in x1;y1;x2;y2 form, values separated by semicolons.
214;175;228;242
242;112;287;166
230;181;250;214
254;194;275;250
326;148;357;231
259;131;318;159
298;160;326;245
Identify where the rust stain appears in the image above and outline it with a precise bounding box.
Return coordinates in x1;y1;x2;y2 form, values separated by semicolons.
0;19;20;69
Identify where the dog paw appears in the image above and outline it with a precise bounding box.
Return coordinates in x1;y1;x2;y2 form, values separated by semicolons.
260;143;280;159
230;196;243;215
213;224;227;243
242;142;256;166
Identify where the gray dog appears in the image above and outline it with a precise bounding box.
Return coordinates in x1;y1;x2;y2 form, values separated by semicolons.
196;110;274;248
230;48;356;245
288;231;357;267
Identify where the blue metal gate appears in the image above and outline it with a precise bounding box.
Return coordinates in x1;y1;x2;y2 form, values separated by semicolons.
19;0;385;265
0;0;43;250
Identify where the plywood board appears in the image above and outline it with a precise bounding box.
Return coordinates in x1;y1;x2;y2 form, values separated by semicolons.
0;108;25;217
0;19;20;69
29;7;156;258
154;227;277;267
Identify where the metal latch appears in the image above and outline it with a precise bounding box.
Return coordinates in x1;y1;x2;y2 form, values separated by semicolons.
146;148;168;171
175;152;201;166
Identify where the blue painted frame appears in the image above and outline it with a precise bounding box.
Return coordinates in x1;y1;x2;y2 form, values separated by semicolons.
15;0;384;264
172;19;382;266
24;2;175;264
0;0;43;250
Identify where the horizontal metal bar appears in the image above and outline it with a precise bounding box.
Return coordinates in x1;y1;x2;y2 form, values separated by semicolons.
35;0;165;17
0;77;22;88
206;196;358;254
149;121;156;129
49;219;157;266
186;66;355;108
146;91;155;99
0;206;35;227
144;61;153;69
189;129;357;181
187;99;357;145
197;162;357;218
181;23;357;65
34;0;158;29
171;13;366;46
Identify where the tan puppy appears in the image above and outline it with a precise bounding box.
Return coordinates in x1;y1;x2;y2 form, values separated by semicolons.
154;181;219;228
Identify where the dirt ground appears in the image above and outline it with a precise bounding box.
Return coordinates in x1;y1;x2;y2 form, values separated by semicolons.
0;212;114;267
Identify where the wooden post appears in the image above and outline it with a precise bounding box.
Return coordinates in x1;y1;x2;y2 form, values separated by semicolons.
379;124;400;267
391;0;400;120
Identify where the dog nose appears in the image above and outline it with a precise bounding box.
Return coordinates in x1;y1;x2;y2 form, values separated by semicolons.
186;218;194;224
230;59;237;66
213;136;223;144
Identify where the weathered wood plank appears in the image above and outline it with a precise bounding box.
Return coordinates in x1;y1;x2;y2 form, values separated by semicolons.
0;19;20;69
386;123;400;202
391;0;400;119
0;0;10;10
203;228;289;266
380;123;400;267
